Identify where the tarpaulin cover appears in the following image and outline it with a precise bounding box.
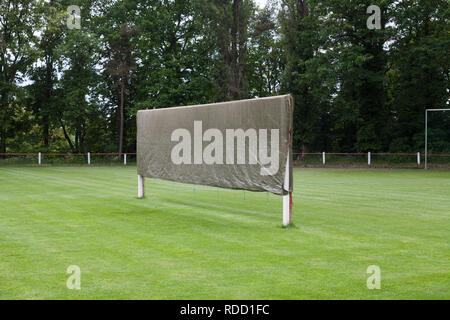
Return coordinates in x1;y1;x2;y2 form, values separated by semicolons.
137;94;293;195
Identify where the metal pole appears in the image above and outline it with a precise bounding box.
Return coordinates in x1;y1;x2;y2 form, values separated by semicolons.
425;110;428;170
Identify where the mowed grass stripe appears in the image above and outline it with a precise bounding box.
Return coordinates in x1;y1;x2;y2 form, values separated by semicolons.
0;167;448;299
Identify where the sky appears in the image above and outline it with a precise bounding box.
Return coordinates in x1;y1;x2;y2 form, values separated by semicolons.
255;0;267;8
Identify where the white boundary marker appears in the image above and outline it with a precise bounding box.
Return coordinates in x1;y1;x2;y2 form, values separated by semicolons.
368;152;371;165
38;152;42;165
417;152;420;166
124;154;127;166
322;152;326;165
88;152;91;165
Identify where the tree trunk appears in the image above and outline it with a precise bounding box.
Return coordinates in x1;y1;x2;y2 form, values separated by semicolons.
59;118;76;153
301;144;308;161
42;0;55;147
229;0;241;100
0;130;6;155
118;80;125;160
0;88;8;157
43;115;49;146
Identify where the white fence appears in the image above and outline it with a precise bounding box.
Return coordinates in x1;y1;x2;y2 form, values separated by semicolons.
1;152;450;168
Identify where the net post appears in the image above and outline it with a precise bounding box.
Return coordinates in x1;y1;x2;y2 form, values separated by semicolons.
322;152;326;165
38;152;42;165
138;175;145;198
368;152;371;166
88;152;91;165
289;191;293;224
283;193;290;226
282;151;292;227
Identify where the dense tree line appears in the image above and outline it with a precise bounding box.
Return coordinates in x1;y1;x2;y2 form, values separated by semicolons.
0;0;448;155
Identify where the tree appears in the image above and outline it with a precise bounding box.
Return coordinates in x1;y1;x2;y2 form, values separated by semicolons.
133;0;214;111
29;0;67;149
95;0;138;157
387;0;450;152
247;3;284;97
279;0;336;154
0;0;41;154
197;0;255;101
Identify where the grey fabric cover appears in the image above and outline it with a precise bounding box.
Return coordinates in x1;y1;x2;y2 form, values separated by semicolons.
137;94;293;195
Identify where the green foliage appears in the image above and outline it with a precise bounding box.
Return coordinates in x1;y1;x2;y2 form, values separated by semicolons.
0;0;449;154
0;0;42;153
387;0;450;153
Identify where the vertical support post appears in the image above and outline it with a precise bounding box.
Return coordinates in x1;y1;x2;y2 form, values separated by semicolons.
283;193;290;227
368;152;371;166
425;110;428;170
124;153;127;166
138;175;145;198
322;152;326;165
417;152;420;166
88;152;91;165
38;152;42;165
282;151;292;227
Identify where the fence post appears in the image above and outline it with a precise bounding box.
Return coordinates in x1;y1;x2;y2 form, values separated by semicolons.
368;152;371;166
417;152;420;166
124;153;127;166
88;152;91;165
38;152;41;165
322;152;326;165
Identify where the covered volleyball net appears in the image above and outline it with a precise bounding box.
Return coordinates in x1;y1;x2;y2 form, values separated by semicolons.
136;95;294;227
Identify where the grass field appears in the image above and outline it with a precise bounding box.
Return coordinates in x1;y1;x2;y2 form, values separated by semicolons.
0;166;449;299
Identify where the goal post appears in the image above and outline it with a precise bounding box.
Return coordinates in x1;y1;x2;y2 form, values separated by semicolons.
425;108;450;170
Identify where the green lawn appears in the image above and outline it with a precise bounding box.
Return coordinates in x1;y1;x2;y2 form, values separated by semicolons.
0;167;449;299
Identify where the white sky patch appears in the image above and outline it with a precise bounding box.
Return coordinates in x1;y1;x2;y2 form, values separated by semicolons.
254;0;267;8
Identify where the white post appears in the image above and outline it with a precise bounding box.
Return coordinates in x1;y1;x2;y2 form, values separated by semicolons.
124;154;127;166
282;151;292;227
283;193;290;227
417;152;420;166
88;152;91;165
138;175;145;198
322;152;326;165
38;152;42;165
368;152;371;165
